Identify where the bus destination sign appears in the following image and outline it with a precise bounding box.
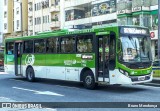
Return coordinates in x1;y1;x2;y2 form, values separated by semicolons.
121;27;149;35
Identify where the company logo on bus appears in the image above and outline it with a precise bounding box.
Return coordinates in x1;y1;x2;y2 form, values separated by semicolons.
25;54;35;65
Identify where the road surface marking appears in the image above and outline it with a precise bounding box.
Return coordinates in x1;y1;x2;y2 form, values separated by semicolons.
134;84;160;89
9;79;26;82
55;85;80;89
12;87;64;96
0;72;9;74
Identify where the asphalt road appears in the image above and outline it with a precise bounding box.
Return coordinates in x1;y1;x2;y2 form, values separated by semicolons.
0;73;160;111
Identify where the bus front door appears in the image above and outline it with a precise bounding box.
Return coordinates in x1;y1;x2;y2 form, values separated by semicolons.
98;35;110;80
14;42;23;76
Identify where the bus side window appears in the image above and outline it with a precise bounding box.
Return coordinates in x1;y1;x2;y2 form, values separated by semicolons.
46;38;59;53
6;42;14;55
77;35;93;53
24;40;33;53
61;37;75;53
34;39;45;53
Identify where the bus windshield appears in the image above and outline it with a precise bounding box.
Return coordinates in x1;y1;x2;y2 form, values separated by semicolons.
119;36;151;63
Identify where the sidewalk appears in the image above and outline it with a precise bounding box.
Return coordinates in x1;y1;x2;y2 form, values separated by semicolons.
152;77;160;84
0;72;8;74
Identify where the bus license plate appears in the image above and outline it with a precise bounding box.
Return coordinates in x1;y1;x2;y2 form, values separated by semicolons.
138;76;145;81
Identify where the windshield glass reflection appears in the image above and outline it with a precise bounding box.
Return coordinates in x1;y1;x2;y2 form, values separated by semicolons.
119;36;151;63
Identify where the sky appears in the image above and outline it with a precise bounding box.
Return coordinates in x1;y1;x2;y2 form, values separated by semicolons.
0;1;3;44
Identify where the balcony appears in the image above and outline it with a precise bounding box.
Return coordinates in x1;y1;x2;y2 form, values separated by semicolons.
50;21;60;28
50;5;60;12
64;0;92;8
132;0;151;12
117;1;132;14
151;0;158;6
28;0;32;4
132;0;151;7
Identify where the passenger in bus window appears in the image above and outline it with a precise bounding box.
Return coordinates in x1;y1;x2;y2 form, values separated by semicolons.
8;48;13;55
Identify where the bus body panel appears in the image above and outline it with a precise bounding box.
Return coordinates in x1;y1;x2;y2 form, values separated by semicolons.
109;69;153;84
4;25;153;85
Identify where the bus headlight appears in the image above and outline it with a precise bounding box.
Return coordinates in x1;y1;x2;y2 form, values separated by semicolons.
124;72;129;77
119;68;129;77
119;69;124;74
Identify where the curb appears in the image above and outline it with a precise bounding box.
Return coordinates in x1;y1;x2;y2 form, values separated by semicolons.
0;72;8;74
152;78;160;84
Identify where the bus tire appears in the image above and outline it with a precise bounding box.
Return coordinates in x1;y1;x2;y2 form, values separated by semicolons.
83;70;97;90
26;67;35;82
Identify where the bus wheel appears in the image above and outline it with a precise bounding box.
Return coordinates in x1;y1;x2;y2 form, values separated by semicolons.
83;70;97;90
26;67;35;82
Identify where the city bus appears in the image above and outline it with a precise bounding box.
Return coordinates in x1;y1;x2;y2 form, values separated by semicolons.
4;25;153;89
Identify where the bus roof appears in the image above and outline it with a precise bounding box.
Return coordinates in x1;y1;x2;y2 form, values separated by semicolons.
5;25;149;42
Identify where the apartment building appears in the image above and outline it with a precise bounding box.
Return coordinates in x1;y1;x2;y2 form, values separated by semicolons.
3;0;13;38
62;0;117;29
28;0;60;36
3;0;28;38
0;0;4;44
117;0;158;60
14;0;28;37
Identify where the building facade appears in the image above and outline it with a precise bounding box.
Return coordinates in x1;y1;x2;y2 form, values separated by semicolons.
62;0;117;29
117;0;158;60
0;0;4;45
3;0;28;38
28;0;60;36
14;0;28;37
3;0;14;38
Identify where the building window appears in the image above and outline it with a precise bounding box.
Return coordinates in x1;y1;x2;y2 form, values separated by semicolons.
152;14;158;30
16;7;19;14
35;4;36;11
142;15;151;28
48;15;49;23
133;15;140;26
35;18;36;25
4;11;7;18
4;23;7;30
4;0;7;6
17;20;19;29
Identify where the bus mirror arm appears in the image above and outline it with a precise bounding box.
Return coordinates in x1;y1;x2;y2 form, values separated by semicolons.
117;39;122;54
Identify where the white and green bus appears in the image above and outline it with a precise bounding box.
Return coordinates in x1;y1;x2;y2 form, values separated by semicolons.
4;26;153;89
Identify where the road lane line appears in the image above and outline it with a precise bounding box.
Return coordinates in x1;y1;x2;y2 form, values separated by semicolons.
9;79;26;82
55;85;81;89
134;84;160;89
12;87;64;96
